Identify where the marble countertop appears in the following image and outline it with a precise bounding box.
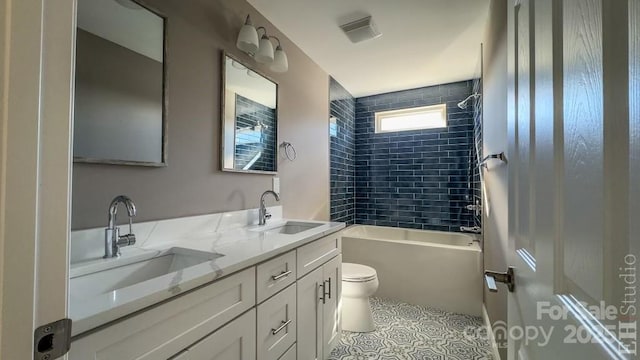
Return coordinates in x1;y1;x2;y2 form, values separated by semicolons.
69;218;345;336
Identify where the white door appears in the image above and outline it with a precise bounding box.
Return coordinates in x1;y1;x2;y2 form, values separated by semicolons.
0;0;75;359
504;0;638;359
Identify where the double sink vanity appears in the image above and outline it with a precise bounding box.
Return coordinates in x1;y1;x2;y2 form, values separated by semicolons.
70;1;339;358
68;206;344;360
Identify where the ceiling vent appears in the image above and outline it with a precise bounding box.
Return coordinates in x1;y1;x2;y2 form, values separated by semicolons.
339;16;382;44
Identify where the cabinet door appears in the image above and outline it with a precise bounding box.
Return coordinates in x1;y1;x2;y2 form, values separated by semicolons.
278;344;296;360
181;309;256;360
322;255;342;359
170;350;189;360
257;284;297;360
296;267;324;360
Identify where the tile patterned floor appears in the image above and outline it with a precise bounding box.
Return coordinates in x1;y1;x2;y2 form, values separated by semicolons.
329;297;494;360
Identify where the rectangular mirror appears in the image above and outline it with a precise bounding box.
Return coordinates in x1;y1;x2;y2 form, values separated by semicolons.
222;53;278;174
74;0;167;166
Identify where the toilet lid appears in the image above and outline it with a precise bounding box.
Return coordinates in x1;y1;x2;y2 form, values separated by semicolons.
342;263;377;282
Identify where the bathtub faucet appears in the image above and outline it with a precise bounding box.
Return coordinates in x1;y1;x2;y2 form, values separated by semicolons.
460;226;481;234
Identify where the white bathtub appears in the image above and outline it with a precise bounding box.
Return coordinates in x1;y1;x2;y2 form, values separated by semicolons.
341;225;483;317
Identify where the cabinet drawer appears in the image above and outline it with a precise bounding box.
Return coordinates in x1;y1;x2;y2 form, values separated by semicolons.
278;344;296;360
174;309;256;360
257;283;297;360
256;250;296;303
70;268;256;360
297;233;341;278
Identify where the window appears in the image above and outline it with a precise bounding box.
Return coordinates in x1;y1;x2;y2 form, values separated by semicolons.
374;104;447;133
329;116;338;137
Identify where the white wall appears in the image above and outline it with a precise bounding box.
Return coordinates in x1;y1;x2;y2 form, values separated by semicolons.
482;0;508;358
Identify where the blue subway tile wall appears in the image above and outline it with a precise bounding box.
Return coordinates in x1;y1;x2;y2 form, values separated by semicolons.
234;94;276;172
330;77;356;224
354;81;478;232
472;77;483;228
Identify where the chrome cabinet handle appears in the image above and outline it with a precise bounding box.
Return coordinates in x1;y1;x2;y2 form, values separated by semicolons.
271;319;292;335
272;270;292;281
324;277;332;299
319;282;326;304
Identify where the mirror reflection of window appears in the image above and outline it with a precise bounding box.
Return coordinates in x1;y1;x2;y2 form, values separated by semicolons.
222;55;278;173
74;0;166;166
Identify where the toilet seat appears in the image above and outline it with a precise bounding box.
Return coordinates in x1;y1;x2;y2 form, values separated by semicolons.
342;263;377;282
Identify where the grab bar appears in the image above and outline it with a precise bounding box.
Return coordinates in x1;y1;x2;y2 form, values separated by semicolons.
480;152;506;168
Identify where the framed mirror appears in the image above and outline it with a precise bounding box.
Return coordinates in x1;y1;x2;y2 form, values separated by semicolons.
73;0;167;166
221;52;278;174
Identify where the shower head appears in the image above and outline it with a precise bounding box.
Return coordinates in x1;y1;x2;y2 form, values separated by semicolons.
457;93;481;109
457;100;469;109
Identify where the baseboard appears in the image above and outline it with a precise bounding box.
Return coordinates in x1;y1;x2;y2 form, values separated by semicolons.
482;304;502;360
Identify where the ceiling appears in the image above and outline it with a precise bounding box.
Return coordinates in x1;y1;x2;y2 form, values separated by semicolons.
247;0;490;97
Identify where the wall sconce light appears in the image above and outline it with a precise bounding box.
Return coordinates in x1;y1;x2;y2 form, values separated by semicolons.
271;38;289;73
236;15;289;73
236;15;259;55
255;28;274;64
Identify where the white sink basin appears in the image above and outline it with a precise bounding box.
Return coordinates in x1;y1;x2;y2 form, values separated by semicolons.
70;248;224;298
254;221;322;235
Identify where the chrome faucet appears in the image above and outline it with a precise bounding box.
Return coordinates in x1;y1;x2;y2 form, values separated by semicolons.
258;190;280;226
466;201;482;217
104;195;137;258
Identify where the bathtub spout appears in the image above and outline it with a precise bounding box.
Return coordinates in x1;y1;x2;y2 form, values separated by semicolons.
460;226;481;234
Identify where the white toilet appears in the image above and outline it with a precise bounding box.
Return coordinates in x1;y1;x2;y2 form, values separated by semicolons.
341;262;379;332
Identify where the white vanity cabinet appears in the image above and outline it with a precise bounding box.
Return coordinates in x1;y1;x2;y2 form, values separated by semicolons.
296;254;342;360
170;309;256;360
297;232;341;277
69;231;342;360
321;255;342;356
256;283;297;360
256;250;296;303
278;344;297;360
297;267;324;360
69;268;256;360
